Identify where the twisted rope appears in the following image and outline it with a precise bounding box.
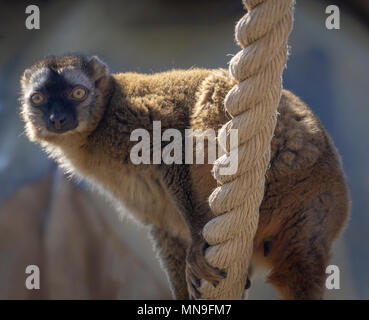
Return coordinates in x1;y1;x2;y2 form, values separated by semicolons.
199;0;294;299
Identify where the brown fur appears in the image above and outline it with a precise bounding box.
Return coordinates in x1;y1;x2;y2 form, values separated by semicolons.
20;56;350;300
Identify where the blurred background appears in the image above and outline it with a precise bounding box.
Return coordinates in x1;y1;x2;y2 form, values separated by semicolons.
0;0;368;299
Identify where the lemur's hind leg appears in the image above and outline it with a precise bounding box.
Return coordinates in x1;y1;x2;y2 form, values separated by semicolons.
263;190;347;300
266;233;329;300
150;227;189;300
263;171;349;300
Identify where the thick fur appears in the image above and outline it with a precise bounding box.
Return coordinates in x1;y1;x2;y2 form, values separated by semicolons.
20;56;350;300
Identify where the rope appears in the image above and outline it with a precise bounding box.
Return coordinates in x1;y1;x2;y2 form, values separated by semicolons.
199;0;294;299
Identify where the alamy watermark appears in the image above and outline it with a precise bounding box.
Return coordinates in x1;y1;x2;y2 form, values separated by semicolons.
326;265;340;290
25;5;40;30
129;121;239;175
25;265;40;290
325;5;340;30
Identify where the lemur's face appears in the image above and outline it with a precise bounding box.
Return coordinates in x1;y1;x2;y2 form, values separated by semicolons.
20;55;110;141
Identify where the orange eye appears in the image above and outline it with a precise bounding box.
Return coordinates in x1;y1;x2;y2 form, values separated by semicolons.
70;86;87;100
30;92;44;105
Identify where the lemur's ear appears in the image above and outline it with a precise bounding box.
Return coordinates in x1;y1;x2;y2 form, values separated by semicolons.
87;56;109;82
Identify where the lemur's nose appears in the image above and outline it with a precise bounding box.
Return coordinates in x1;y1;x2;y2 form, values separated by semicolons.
49;113;66;130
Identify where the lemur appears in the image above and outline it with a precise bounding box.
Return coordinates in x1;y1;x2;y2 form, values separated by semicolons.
20;55;350;299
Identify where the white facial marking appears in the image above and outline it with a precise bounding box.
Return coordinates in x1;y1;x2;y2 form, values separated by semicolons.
60;67;92;90
25;67;49;98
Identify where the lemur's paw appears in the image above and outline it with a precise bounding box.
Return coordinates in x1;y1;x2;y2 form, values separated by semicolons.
186;237;226;299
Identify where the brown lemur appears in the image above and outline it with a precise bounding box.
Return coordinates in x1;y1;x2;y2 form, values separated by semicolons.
20;55;350;300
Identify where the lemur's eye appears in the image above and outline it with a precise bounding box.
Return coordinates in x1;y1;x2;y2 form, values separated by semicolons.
70;86;87;101
30;92;45;105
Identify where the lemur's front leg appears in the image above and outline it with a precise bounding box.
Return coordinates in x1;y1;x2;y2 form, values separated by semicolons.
160;163;226;299
150;226;189;299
